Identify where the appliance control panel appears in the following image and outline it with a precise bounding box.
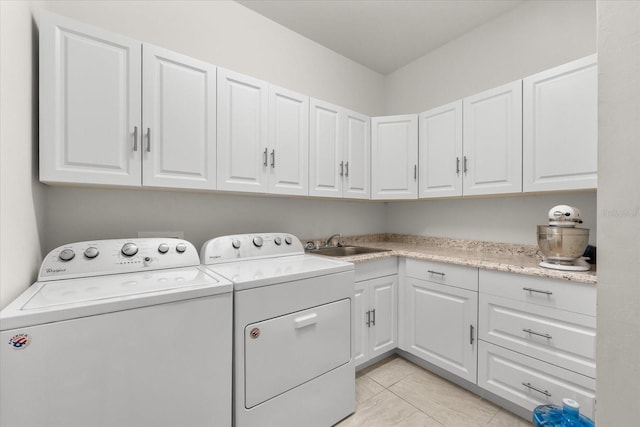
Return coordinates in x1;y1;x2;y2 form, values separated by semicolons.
38;238;200;281
200;233;304;264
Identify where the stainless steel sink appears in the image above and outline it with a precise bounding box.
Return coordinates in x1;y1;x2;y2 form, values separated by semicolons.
308;245;391;257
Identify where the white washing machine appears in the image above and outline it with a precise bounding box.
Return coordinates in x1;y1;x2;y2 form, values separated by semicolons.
0;238;232;427
200;233;355;427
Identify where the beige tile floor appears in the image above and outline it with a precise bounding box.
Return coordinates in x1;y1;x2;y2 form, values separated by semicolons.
336;355;531;427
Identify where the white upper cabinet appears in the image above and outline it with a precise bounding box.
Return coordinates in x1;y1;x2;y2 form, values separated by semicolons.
267;86;309;196
217;68;269;193
463;81;523;196
523;55;598;192
343;110;371;199
309;100;371;198
40;11;142;186
309;99;342;197
142;44;217;190
371;115;418;200
418;101;463;198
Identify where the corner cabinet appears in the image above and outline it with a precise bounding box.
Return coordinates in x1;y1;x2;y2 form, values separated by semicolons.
523;55;598;192
40;11;217;190
400;259;478;383
371;115;418;200
462;81;522;196
309;99;370;199
353;259;398;367
418;101;463;198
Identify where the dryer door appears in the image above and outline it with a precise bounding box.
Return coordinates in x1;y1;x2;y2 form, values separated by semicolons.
244;298;351;408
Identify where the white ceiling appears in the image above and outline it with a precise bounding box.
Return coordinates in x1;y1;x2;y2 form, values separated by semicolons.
237;0;525;75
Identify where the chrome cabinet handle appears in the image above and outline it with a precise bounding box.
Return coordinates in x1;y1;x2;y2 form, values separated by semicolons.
263;148;268;167
146;128;151;152
523;328;552;339
340;161;344;177
133;126;138;151
470;325;475;344
345;161;349;177
522;382;552;397
366;310;371;327
371;308;376;326
463;156;468;174
456;157;460;174
523;287;553;295
427;270;445;276
270;149;275;168
414;164;417;180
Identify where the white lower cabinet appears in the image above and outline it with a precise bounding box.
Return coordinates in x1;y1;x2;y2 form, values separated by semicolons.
354;259;398;367
478;270;597;419
479;341;596;420
400;259;478;383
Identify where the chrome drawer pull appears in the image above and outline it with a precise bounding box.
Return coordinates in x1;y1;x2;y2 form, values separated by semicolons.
263;148;268;166
522;382;552;397
133;126;138;151
523;328;552;339
427;270;445;276
523;287;553;295
366;310;371;327
371;308;376;326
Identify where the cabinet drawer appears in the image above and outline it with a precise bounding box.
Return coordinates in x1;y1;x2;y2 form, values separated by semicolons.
479;270;596;316
355;257;397;282
405;259;478;291
479;294;596;378
478;341;596;420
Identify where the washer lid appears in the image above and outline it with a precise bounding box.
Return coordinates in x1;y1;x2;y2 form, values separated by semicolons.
206;254;354;291
0;267;232;330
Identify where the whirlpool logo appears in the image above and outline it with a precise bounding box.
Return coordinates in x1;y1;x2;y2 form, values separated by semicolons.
8;334;30;350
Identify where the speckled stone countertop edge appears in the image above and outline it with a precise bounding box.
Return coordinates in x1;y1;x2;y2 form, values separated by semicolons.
302;234;597;285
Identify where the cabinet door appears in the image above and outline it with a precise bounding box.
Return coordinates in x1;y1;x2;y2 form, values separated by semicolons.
463;81;522;196
39;11;141;186
267;86;309;196
142;44;216;189
309;99;343;197
523;55;597;192
353;282;370;367
217;68;268;193
369;275;398;359
405;278;478;383
371;115;418;200
419;101;463;198
343;110;371;199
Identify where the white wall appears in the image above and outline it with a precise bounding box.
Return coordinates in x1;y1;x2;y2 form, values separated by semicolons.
385;0;596;114
43;187;386;253
0;1;47;309
596;1;640;424
385;192;597;245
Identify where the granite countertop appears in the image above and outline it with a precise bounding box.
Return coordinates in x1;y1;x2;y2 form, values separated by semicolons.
304;234;597;285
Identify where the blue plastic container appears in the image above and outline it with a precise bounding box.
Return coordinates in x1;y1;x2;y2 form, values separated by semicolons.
533;398;595;426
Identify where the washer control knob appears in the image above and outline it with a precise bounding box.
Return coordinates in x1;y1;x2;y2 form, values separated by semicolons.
121;243;138;257
176;243;187;253
232;239;241;249
84;247;99;259
253;236;263;247
157;243;169;254
58;248;75;262
285;236;293;245
274;236;282;246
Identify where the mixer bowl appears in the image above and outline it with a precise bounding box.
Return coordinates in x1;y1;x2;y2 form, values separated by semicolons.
537;225;589;264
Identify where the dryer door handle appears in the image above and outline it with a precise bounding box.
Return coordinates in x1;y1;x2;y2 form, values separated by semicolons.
294;313;318;329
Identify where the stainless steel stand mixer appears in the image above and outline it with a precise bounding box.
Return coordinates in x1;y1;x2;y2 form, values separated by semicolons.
537;205;591;271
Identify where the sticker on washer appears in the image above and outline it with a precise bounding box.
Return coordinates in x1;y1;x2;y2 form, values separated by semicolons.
8;334;30;350
249;328;260;339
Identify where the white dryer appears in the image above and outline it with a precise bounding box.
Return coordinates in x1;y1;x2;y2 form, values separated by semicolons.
200;233;355;427
0;238;232;427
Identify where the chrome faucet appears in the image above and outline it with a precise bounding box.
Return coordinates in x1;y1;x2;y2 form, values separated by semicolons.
324;233;342;248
